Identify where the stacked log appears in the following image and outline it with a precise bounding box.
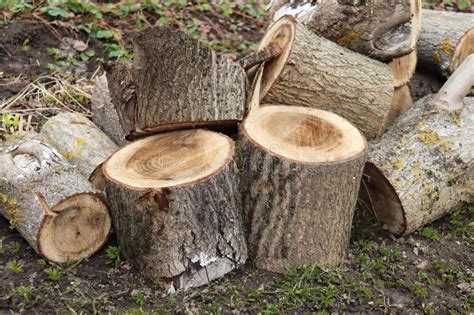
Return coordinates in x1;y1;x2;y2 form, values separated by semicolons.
0;140;111;263
359;55;474;236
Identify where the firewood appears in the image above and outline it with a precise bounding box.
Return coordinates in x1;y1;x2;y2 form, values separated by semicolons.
418;9;474;78
359;54;474;236
103;129;247;290
256;16;394;139
106;26;246;140
0;140;111;263
409;70;444;101
91;73;128;146
270;0;421;60
240;66;368;273
383;84;414;130
389;50;418;88
38;112;118;190
238;42;283;70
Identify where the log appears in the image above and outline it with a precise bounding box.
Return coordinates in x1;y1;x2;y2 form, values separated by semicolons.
389;49;418;88
359;54;474;236
408;69;445;101
38;112;118;190
103;129;247;290
271;0;422;60
240;67;368;272
383;84;414;130
418;9;474;78
91;73;128;146
106;26;246;140
257;16;394;140
0;140;111;263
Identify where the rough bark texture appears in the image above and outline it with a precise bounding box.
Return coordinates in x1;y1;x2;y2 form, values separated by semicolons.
91;74;128;146
409;69;445;101
383;84;414;130
263;24;394;139
106;26;246;139
104;159;247;291
273;0;420;60
418;9;474;78
0;140;111;262
359;96;474;236
38;112;118;190
239;136;367;273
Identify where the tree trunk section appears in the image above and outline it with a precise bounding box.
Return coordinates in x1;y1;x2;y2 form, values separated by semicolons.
38;112;118;190
383;84;414;130
258;17;394;139
418;9;474;78
103;129;247;291
359;55;474;236
0;140;111;263
106;26;246;140
389;49;418;88
91;73;128;146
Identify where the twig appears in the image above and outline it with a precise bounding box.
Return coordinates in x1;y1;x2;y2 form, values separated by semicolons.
238;42;283;70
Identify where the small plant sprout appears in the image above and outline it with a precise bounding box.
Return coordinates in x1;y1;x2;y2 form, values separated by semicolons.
8;260;24;273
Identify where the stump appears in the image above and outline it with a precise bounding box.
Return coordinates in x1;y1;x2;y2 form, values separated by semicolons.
91;73;128;146
39;112;118;190
257;16;394;139
389;50;418;88
270;0;421;60
103;129;247;290
359;55;474;236
106;26;246;140
383;84;414;130
0;140;111;263
418;9;474;78
240;67;368;272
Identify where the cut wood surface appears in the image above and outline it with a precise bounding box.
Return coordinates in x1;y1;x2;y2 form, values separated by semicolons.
389;49;418;88
107;26;246;140
240;67;367;272
271;0;421;60
383;84;414;130
0;140;111;263
38;112;118;190
256;17;394;139
91;73;128;146
359;55;474;236
103;129;247;290
418;9;474;78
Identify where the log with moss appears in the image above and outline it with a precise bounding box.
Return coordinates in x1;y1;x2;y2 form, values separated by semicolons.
106;26;246;140
0;140;111;262
359;54;474;236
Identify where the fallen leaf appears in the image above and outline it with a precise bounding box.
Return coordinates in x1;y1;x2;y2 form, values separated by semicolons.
72;40;87;52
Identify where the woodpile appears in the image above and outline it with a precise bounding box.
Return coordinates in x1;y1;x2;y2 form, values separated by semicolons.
2;3;473;293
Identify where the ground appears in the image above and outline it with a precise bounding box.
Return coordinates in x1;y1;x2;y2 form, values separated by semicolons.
0;0;473;313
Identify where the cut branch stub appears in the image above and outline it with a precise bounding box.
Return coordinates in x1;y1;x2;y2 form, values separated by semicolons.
0;140;111;263
256;16;394;139
103;129;247;290
106;26;246;140
240;101;367;272
418;9;474;78
359;55;474;236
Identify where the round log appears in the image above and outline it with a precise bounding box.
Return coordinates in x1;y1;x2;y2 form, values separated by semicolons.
389;49;418;88
383;84;414;130
240;67;367;272
106;26;246;140
0;140;111;263
271;0;421;60
39;112;118;190
91;73;128;146
103;129;247;290
418;9;474;78
257;16;394;140
359;55;474;236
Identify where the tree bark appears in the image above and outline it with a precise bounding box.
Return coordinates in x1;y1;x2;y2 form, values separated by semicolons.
383;84;414;130
258;17;394;139
38;112;118;190
103;129;247;291
106;26;246;140
91;73;128;146
240;70;367;272
418;9;474;78
0;140;111;263
359;55;474;236
271;0;421;60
